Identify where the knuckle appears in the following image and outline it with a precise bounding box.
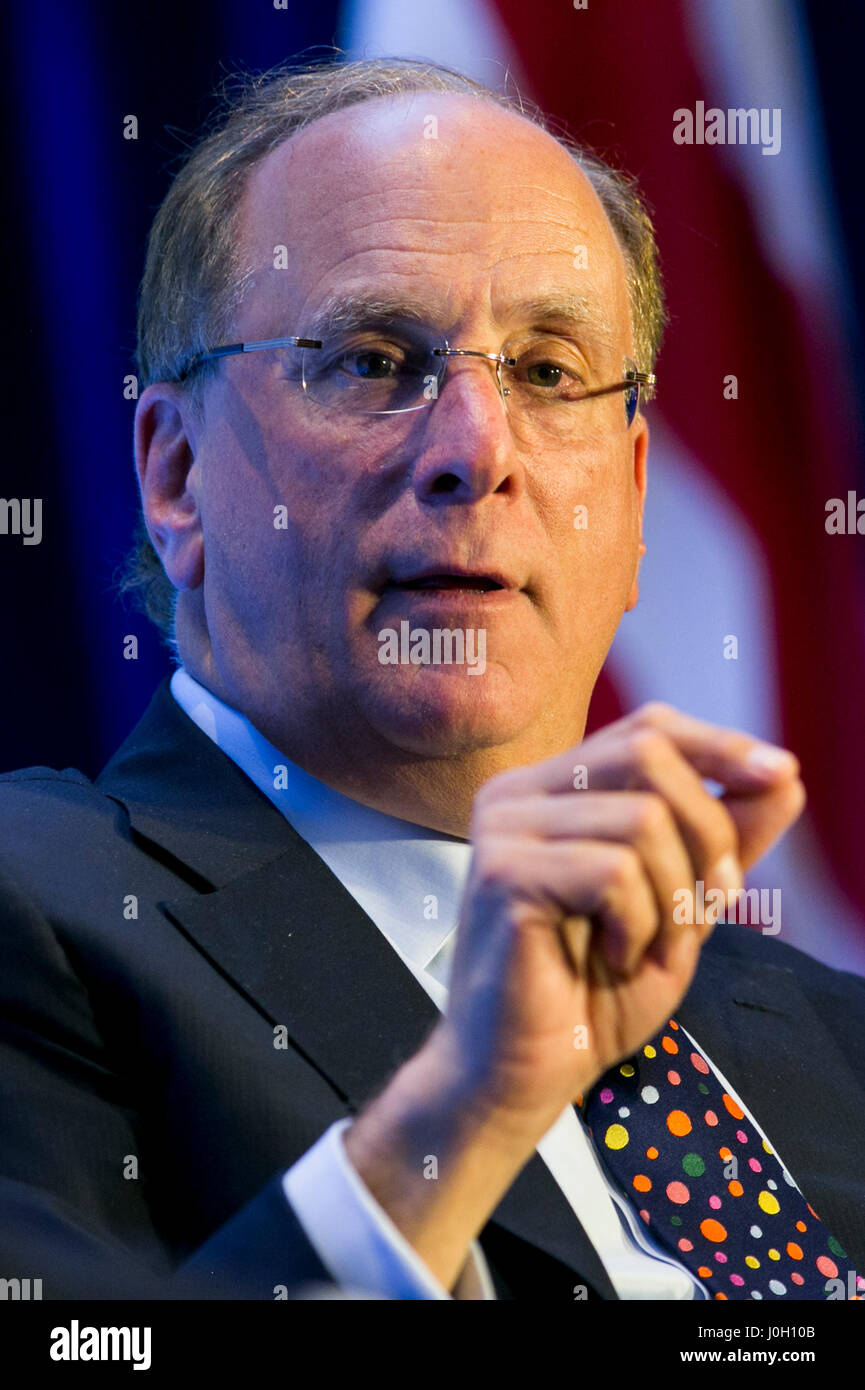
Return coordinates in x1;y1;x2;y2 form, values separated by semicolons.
603;844;643;896
631;791;674;841
632;700;674;729
625;728;669;776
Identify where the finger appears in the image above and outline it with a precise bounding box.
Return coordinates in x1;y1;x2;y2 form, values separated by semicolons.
721;775;807;870
506;838;660;977
477;747;740;933
620;704;800;789
480;703;799;803
474;790;696;956
588;731;743;899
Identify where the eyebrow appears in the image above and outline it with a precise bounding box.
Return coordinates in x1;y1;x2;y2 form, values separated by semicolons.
508;294;616;345
304;290;616;345
306;294;432;339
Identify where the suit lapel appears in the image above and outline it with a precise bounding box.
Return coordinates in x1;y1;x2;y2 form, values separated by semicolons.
99;681;619;1298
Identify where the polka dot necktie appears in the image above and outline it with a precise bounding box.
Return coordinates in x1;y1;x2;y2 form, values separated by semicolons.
580;1018;861;1300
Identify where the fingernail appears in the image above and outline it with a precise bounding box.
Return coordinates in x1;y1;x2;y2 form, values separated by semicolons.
707;852;742;896
746;745;798;777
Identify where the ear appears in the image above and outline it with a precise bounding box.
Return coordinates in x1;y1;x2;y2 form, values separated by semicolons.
624;415;649;613
133;383;204;592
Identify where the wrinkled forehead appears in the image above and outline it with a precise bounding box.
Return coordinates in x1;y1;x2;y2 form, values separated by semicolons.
234;92;632;348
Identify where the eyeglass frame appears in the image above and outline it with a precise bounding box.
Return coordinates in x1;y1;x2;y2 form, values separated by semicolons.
176;334;656;426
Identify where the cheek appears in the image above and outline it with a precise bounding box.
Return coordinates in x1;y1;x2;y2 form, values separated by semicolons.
199;413;341;587
538;441;640;565
530;448;640;661
198;477;314;645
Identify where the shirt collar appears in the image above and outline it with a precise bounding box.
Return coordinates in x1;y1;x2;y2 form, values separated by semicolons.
169;667;470;976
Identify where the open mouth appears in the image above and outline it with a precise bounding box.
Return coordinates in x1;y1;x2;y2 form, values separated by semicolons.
392;573;505;594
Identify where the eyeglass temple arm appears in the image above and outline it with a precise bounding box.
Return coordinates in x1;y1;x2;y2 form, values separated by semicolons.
179;336;323;379
578;371;657;403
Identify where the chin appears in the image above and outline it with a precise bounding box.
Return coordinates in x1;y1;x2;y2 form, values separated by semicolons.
360;663;541;757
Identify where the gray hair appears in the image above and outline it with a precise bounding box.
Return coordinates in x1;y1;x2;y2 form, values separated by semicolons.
121;54;668;641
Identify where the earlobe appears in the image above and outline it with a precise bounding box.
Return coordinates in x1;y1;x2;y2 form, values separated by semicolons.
625;541;646;612
134;385;204;592
624;416;649;612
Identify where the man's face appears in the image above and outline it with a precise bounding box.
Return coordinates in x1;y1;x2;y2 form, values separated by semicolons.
147;93;647;778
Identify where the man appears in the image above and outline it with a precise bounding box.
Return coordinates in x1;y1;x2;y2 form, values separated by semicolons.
2;56;864;1302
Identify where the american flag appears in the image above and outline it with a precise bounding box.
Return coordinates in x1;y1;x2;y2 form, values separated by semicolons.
341;0;865;972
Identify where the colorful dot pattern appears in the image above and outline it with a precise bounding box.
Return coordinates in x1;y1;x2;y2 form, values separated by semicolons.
582;1019;862;1300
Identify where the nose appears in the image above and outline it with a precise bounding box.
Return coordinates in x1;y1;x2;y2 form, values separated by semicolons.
409;353;522;506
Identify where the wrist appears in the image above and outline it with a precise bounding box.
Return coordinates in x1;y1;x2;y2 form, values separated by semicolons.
405;1021;569;1156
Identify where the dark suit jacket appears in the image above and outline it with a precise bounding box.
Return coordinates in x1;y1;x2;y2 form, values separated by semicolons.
1;678;864;1300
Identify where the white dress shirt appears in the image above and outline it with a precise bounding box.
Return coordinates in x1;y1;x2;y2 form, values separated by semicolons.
170;667;799;1301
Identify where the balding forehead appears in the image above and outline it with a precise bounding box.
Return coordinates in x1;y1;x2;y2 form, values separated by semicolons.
303;89;571;155
244;91;605;221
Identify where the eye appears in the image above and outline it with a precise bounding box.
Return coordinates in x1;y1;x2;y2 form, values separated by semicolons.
508;338;589;396
525;360;567;389
340;348;401;380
